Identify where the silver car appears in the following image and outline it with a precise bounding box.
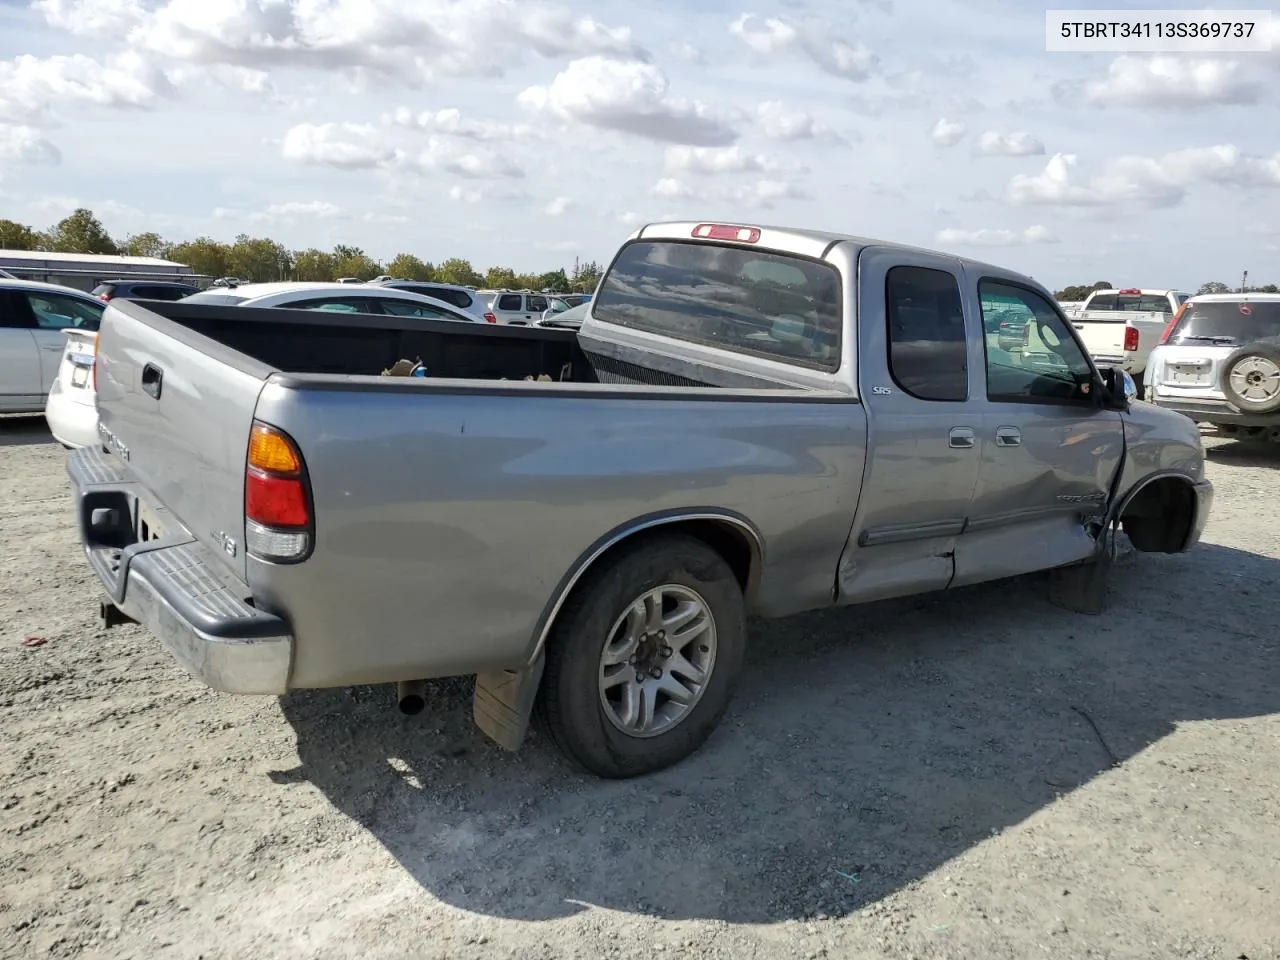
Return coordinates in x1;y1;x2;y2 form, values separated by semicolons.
1146;293;1280;441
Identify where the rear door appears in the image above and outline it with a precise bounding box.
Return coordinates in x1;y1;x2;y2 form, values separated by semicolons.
12;289;105;393
837;248;983;604
0;291;42;406
954;274;1124;587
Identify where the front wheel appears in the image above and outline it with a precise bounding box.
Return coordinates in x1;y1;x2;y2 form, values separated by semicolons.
537;534;747;778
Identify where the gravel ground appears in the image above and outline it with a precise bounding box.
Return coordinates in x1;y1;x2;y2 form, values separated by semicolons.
2;413;1279;960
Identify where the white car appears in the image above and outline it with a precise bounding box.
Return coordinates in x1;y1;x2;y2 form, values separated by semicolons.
41;282;481;449
1146;293;1280;442
179;281;483;320
367;280;494;323
0;279;106;445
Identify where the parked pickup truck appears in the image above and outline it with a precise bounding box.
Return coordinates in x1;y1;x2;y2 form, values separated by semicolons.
1070;288;1190;398
67;222;1214;778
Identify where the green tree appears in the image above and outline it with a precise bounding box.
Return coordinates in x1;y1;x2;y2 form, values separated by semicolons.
484;266;518;289
332;244;383;280
536;268;570;293
0;219;40;250
1197;281;1230;295
1256;283;1279;293
435;256;482;286
45;207;118;255
1054;280;1112;301
293;248;337;282
168;237;232;278
227;234;291;282
571;259;603;293
121;231;172;259
385;253;435;280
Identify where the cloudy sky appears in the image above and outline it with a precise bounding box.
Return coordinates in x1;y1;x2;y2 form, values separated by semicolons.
0;0;1277;289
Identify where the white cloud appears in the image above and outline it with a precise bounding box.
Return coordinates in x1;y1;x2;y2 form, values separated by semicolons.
752;100;846;143
447;183;529;204
543;196;573;215
1007;146;1280;208
729;13;876;81
517;56;736;146
385;106;537;142
49;0;646;87
973;131;1045;157
663;145;790;176
263;200;348;219
669;40;706;64
281;122;403;170
0;51;167;124
1085;56;1264;109
417;136;524;179
651;176;809;209
930;118;966;148
0;124;62;164
936;225;1059;246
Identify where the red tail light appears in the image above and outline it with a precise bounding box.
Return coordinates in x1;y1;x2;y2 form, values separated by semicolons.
483;312;497;323
1159;303;1187;345
1123;325;1140;352
98;293;113;302
244;422;312;561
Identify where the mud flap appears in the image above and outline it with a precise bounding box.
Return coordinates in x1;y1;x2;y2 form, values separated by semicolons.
1048;528;1114;615
472;653;546;752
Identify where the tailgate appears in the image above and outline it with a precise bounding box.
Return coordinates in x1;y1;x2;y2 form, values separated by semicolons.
1071;313;1126;360
93;299;272;581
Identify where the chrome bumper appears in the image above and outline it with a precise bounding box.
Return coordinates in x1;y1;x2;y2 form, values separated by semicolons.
67;447;293;695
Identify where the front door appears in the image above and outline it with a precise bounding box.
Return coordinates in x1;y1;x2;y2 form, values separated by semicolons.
952;272;1124;587
837;247;984;604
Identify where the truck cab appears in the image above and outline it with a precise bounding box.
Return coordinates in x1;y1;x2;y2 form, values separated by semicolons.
1070;287;1190;397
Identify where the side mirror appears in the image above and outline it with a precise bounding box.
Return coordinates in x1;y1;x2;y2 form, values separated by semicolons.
1098;366;1136;408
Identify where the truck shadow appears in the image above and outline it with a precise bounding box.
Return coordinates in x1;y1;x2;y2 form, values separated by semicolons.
277;541;1279;923
0;415;55;447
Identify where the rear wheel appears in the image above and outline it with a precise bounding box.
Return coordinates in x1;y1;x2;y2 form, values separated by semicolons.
538;534;746;778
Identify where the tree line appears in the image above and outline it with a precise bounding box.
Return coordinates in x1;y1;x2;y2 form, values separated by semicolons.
1055;279;1278;301
0;208;603;293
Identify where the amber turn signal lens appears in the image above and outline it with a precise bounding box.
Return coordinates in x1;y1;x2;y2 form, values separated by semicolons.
248;424;301;475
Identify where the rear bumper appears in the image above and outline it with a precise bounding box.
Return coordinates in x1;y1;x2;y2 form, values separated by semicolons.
1149;395;1280;427
44;379;99;448
67;446;293;695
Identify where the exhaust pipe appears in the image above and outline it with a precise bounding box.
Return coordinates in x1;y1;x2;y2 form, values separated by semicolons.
396;679;427;715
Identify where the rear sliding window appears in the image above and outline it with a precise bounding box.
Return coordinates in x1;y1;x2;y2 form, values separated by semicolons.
1087;293;1175;314
593;239;842;371
1168;301;1280;346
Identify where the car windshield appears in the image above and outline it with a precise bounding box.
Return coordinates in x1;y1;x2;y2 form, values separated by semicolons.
1168;301;1280;345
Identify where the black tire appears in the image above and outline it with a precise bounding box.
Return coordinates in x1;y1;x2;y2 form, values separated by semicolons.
1131;368;1145;401
1219;341;1280;415
537;534;746;779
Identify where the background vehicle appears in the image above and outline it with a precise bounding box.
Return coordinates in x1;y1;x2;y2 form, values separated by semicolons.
1;278;104;415
1147;293;1280;441
179;282;482;322
369;280;494;323
92;280;202;303
0;267;16;279
1070;288;1189;398
536;301;589;329
490;290;551;325
70;222;1211;780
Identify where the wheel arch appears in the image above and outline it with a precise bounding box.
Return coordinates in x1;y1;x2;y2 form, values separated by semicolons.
1111;470;1200;553
527;509;765;666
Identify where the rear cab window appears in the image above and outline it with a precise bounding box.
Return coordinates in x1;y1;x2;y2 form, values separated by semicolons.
593;239;842;371
1166;300;1280;346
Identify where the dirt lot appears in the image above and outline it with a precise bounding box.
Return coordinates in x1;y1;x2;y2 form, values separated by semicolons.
2;414;1278;960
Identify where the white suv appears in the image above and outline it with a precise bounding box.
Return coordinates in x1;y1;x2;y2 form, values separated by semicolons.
490;291;551;325
1146;293;1280;441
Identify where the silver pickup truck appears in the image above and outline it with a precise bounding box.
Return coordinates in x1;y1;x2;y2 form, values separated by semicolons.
67;221;1214;778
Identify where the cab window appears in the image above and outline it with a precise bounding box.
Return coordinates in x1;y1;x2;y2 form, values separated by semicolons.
885;266;968;401
980;281;1096;404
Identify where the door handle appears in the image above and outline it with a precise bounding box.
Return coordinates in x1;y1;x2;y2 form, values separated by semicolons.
948;426;976;449
141;362;163;400
995;426;1022;447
